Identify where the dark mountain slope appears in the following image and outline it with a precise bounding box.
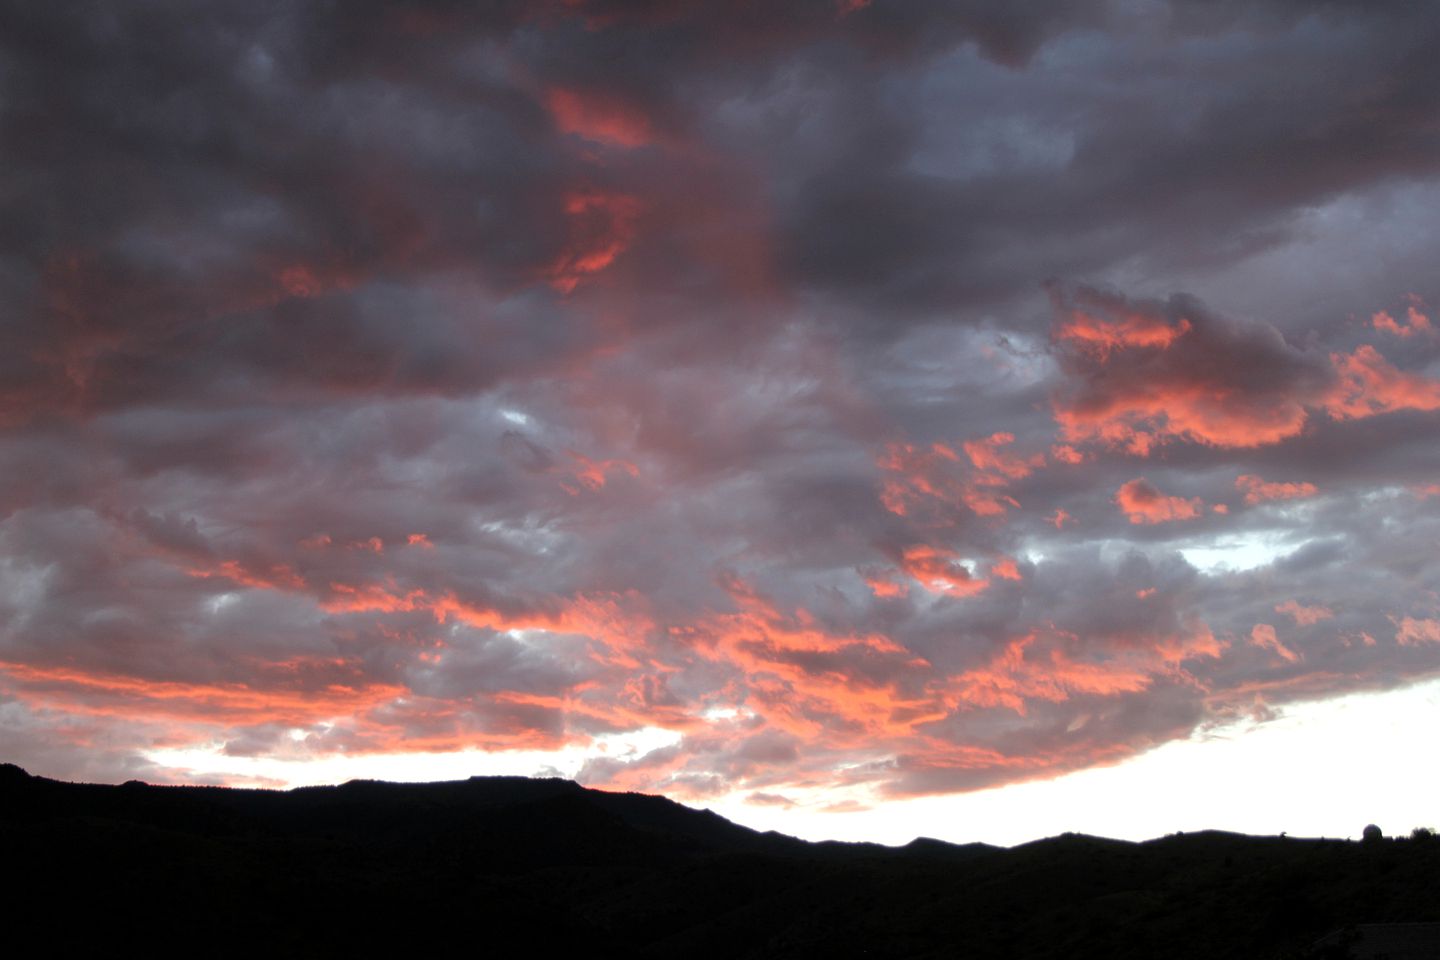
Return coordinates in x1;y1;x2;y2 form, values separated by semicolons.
2;764;1435;958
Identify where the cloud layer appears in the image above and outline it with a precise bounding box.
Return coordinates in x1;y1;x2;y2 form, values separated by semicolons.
3;1;1440;808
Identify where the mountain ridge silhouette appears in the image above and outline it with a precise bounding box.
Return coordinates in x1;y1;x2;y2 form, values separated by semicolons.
3;763;1436;958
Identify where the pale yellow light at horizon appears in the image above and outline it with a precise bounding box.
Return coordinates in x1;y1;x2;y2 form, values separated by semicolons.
142;676;1440;847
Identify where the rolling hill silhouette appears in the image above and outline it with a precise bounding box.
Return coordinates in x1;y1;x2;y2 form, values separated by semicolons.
2;763;1436;958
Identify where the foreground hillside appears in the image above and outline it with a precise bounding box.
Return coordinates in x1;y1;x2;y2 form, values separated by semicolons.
2;764;1435;958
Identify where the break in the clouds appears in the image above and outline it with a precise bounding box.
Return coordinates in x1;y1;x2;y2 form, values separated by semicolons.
2;1;1439;808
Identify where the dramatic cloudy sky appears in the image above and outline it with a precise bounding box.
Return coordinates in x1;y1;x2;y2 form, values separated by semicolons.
4;1;1439;840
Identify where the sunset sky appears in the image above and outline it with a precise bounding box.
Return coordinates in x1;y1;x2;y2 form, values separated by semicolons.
3;1;1439;844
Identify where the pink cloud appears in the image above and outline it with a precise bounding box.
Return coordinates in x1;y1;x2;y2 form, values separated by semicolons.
1250;624;1300;663
1050;444;1086;464
991;557;1023;581
1115;478;1203;524
898;545;989;596
1055;306;1191;358
547;87;654;148
1052;286;1440;458
546;190;644;294
1275;600;1334;626
1393;617;1440;646
963;432;1045;481
1236;474;1318;506
877;440;1024;521
1371;305;1432;338
1325;346;1440;420
1050;287;1320;451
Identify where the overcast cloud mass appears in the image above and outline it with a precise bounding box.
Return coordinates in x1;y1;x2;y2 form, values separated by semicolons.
3;1;1439;812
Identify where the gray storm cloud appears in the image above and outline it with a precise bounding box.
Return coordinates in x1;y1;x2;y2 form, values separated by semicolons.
1;0;1438;801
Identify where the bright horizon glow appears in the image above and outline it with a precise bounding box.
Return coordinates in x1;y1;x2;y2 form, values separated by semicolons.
144;724;685;791
712;677;1440;846
141;677;1440;847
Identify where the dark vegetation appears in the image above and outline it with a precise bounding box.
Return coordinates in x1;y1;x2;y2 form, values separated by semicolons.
2;763;1436;958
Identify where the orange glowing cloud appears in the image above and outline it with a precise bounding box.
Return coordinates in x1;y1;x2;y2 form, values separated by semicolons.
547;190;643;294
0;660;405;727
1048;286;1346;451
1058;335;1440;451
877;439;1027;521
1054;291;1440;453
1275;600;1334;626
561;450;640;495
1153;621;1226;664
1050;444;1086;464
1115;478;1202;524
1250;623;1300;663
187;559;306;591
943;634;1154;715
1325;345;1440;420
317;582;662;671
877;442;956;517
1372;305;1432;338
1055;385;1312;452
547;87;653;148
963;432;1045;481
898;545;989;596
963;488;1021;517
1236;474;1318;506
863;572;909;598
1393;616;1440;646
991;557;1022;581
1055;308;1191;358
683;577;946;747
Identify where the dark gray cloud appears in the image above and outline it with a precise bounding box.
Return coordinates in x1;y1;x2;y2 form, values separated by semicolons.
2;0;1439;807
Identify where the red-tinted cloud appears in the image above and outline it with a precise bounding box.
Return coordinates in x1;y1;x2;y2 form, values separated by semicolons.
963;432;1045;481
942;633;1153;715
0;659;406;727
1275;600;1334;626
878;437;1032;521
1051;285;1324;451
897;545;989;596
1236;474;1317;506
1393;617;1440;646
1372;304;1432;338
548;87;655;148
1324;345;1440;420
6;3;1440;815
1250;623;1300;663
561;451;640;495
546;190;644;294
1052;286;1440;461
1055;305;1191;358
991;557;1022;581
1115;478;1202;524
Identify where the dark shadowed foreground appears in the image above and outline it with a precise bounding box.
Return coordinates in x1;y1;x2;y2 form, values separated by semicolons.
3;764;1436;959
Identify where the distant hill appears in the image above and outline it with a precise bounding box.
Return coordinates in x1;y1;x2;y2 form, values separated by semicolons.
2;763;1436;958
